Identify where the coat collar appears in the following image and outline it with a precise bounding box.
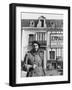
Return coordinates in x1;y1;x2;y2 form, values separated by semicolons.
30;49;40;56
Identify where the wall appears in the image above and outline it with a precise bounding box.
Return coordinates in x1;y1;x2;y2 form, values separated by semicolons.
0;0;72;90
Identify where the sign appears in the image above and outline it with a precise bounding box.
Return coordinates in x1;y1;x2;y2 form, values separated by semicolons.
50;33;63;48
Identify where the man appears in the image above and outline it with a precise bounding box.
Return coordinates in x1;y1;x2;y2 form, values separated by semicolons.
22;41;45;77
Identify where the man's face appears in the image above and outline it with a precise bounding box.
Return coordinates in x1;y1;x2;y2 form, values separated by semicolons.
33;43;39;51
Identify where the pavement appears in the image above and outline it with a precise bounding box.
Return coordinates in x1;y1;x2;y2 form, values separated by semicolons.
21;69;63;77
45;69;62;76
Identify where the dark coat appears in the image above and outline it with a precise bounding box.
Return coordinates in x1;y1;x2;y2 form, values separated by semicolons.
23;50;45;77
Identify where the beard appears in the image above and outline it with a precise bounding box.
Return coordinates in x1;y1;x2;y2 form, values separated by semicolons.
32;48;39;53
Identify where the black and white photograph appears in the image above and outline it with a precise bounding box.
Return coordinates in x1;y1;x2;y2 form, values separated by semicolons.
21;13;63;77
9;3;70;86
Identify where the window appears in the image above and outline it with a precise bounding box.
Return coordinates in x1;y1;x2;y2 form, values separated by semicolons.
29;34;35;43
49;51;55;60
40;19;44;27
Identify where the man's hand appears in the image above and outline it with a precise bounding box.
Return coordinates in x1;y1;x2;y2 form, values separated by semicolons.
33;64;37;69
25;64;33;71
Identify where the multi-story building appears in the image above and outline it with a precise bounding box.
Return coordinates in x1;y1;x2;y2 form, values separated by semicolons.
21;16;63;71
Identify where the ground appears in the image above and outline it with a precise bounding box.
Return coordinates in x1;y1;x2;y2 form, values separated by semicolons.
21;69;63;77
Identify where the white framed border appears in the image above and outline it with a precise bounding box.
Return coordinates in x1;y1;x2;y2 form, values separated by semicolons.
16;6;68;84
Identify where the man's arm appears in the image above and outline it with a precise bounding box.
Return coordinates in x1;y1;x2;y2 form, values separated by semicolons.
23;53;33;71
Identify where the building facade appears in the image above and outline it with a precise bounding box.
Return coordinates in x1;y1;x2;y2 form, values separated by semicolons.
21;16;63;71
